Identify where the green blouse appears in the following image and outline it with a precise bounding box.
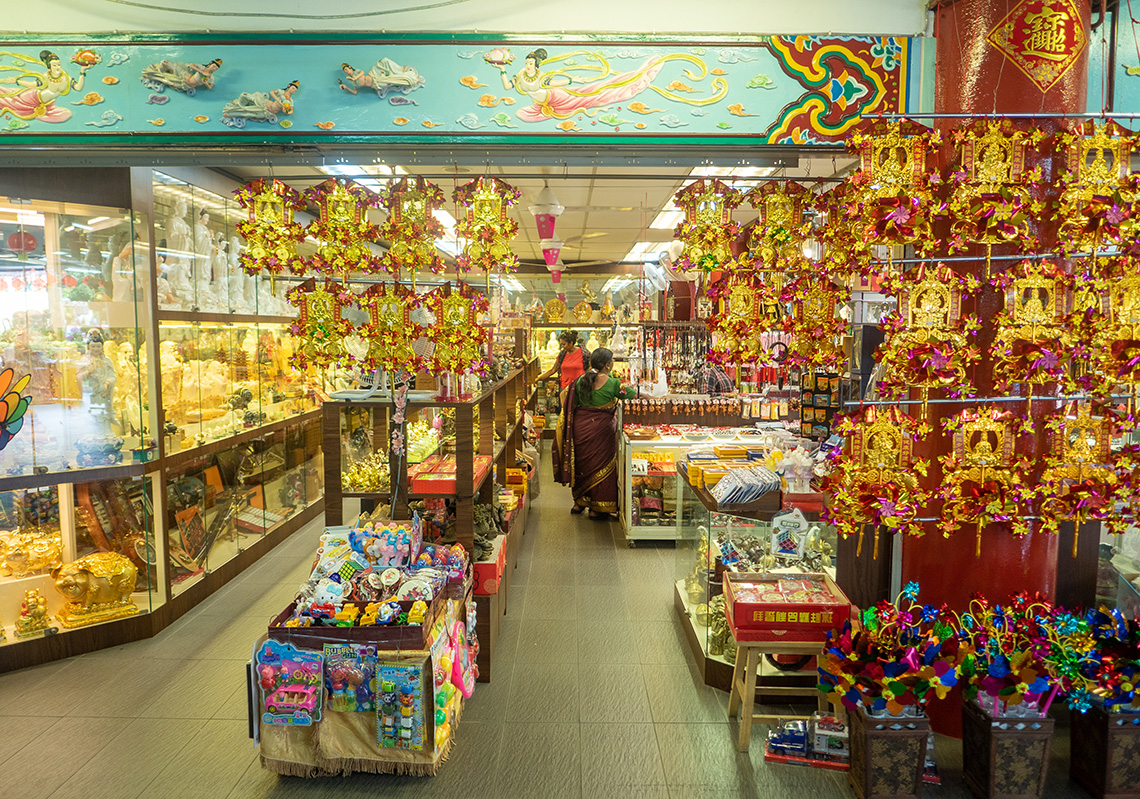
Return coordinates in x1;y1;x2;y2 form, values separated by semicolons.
576;374;635;407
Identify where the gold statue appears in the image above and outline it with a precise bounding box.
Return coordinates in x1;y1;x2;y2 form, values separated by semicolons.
15;588;51;638
53;551;139;629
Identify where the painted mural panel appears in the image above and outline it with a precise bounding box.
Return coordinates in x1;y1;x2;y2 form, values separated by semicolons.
0;36;911;142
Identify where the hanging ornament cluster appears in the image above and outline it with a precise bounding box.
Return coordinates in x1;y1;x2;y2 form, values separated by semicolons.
876;263;981;417
746;180;813;271
232;178;307;283
286;278;353;370
947;120;1044;278
1055;121;1139;260
421;284;490;375
781;273;848;371
356;282;423;373
452;176;521;275
673;178;744;273
376;176;447;278
304;178;382;280
705;276;772;366
824;405;930;558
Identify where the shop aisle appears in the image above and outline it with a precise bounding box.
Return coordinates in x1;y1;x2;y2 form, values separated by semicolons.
0;451;1083;799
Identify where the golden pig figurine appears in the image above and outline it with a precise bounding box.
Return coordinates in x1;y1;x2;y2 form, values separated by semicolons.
0;530;63;578
52;552;139;628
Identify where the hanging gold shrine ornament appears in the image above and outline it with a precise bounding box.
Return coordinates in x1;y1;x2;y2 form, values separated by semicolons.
1055;121;1139;272
355;281;423;373
780;273;847;371
745;180;813;272
823;405;930;559
706;275;767;367
846;120;942;265
452;176;521;283
304;178;382;282
939;405;1034;558
422;284;490;376
989;260;1075;418
876;263;981;419
285;277;352;370
947;119;1044;280
1037;401;1118;556
376;176;447;283
233;178;307;293
818;182;872;283
672;178;744;274
1088;258;1140;419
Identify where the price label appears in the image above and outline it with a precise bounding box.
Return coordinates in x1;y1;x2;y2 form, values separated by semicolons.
631;458;649;476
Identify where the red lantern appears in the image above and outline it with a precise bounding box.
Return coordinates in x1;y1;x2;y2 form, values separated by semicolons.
7;231;37;261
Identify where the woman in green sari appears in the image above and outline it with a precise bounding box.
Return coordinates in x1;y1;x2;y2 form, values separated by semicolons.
553;347;635;519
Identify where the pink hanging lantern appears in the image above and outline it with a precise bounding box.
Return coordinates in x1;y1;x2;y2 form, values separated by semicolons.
530;184;564;239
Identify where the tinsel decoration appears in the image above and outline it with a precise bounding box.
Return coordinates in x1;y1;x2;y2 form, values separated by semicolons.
233;178;307;291
781;273;848;371
939;406;1034;558
705;275;769;366
823;405;930;559
990;260;1075;414
1037;402;1118;556
422;284;490;376
745;180;813;271
304;178;382;280
947;120;1044;279
285;277;352;370
876;263;981;419
377;176;447;281
452;176;521;278
355;281;422;373
1088;259;1140;418
818;182;872;280
1055;121;1139;269
847;120;943;263
672;178;744;273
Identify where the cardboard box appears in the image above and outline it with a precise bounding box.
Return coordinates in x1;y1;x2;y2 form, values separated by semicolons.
473;534;507;595
723;571;850;642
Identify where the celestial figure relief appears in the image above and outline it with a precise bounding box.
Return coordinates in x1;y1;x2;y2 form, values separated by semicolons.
338;58;424;97
492;47;728;122
221;80;299;128
140;57;222;95
0;49;91;123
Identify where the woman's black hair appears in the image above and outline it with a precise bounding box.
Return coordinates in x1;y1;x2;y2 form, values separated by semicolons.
581;347;613;391
526;48;548;64
40;50;59;66
558;330;578;346
285;79;300;90
207;58;223;68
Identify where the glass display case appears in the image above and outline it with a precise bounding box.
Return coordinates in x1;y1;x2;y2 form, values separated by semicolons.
0;474;160;645
619;433;702;543
673;473;839;686
0;197;154;476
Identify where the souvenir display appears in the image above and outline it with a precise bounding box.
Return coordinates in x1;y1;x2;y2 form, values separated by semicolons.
256;639;324;725
304;177;382;280
14;588;53;638
672;178;744;273
52;551;140;628
376;175;447;280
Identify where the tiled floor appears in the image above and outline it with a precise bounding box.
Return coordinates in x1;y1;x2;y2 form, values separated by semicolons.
0;454;1088;798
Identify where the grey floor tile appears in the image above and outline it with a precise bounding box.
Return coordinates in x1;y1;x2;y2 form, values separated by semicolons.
575;584;630;621
495;722;582;799
421;721;504;794
213;683;254;721
0;713;57;765
580;724;667;789
3;716;130;799
579;663;654;725
522;584;580;621
515;617;578;663
507;661;579;723
578;618;641;665
48;717;208;799
576;556;626;587
654;721;756;791
633;618;690;665
642;663;729;724
137;658;243;719
139;718;259;799
462;660;515;723
0;658;83;716
62;656;178;718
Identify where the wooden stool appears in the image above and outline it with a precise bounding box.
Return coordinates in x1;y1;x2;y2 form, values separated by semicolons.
726;632;827;752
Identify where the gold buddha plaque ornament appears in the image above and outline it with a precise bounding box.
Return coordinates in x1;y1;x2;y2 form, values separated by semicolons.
672;178;744;274
377;175;448;284
233;177;307;293
304;177;382;282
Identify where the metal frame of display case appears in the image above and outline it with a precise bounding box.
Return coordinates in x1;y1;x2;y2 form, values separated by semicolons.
619;433;692;544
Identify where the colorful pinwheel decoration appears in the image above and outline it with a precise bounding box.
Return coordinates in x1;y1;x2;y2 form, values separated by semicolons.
0;368;31;451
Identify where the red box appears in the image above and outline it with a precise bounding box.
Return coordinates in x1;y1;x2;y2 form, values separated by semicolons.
412;472;456;494
473;534;506;595
723;571;850;642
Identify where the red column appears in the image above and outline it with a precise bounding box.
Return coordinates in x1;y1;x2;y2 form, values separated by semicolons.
905;0;1090;735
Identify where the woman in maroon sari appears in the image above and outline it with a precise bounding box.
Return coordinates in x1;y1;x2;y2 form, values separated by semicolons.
553;348;634;519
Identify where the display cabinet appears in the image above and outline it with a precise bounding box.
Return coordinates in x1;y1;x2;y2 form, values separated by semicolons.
618;432;699;544
673;473;838;691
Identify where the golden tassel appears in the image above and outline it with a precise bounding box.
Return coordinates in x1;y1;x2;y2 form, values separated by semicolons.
872;525;881;561
985;242;992;283
1072;511;1082;559
856;523;865;558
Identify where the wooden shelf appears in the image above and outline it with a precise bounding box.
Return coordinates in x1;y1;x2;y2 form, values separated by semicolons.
162;408;322;471
0;462;148;492
157;310;297;325
330;359;537;410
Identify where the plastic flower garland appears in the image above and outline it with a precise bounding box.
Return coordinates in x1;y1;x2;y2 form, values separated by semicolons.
285;278;353;370
1037;402;1119;554
745;180;813;271
672;178;744;273
939;406;1034;555
823;406;930;558
304;178;381;279
422;284;490;376
876;263;981;418
452;176;520;275
947;120;1044;279
956;592;1097;716
780;273;848;371
817;582;964;715
1055;121;1139;262
847;120;943;259
376;176;447;279
233;178;308;283
990;260;1075;401
356;281;423;373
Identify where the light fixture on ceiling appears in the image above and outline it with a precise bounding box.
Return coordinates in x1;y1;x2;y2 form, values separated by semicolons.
530;182;564;274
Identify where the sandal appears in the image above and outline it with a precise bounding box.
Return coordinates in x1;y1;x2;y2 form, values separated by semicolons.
570;505;585;515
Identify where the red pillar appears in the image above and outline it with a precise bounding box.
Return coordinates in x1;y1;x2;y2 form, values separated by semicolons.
904;0;1091;735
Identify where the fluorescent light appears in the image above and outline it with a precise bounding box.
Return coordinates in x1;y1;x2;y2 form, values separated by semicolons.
87;216;109;225
433;209;457;227
622;241;673;263
436;238;465;257
649;209;685;230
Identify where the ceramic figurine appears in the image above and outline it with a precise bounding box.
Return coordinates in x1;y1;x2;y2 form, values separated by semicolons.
0;529;63;578
110;234;138;303
338;58;424;97
221;80;299;128
76;329;117;413
15;588;51;638
0;49;91;124
52;551;139;628
140;58;221;95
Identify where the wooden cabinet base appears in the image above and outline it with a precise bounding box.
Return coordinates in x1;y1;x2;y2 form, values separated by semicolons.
848;705;929;799
1070;705;1140;799
961;699;1053;799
